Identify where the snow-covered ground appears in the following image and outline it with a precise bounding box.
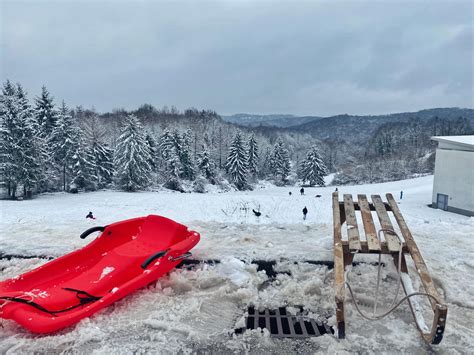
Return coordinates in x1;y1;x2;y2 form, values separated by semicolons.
1;175;473;354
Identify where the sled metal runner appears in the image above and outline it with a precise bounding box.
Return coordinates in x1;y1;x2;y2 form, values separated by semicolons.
332;192;447;344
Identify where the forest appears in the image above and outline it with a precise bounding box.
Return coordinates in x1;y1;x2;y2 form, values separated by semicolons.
0;80;472;199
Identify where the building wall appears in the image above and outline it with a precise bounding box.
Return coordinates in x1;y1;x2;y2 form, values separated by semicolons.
432;148;474;216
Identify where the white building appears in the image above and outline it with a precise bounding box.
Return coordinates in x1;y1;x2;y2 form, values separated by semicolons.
431;135;474;216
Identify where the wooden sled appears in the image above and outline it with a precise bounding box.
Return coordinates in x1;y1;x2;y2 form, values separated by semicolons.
332;192;447;344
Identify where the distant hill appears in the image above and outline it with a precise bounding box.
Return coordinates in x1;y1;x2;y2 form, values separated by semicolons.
223;108;474;135
288;108;474;143
222;113;321;127
226;108;474;143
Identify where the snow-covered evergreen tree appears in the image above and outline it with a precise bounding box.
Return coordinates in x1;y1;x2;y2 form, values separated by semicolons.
0;80;19;197
298;145;328;186
197;143;216;183
247;133;259;179
70;131;97;191
34;86;57;138
167;129;194;181
259;146;272;179
179;130;195;180
50;101;78;191
15;84;42;196
145;133;158;171
84;116;114;189
114;114;152;191
226;133;248;190
0;81;43;198
269;138;291;184
159;129;181;181
89;139;114;188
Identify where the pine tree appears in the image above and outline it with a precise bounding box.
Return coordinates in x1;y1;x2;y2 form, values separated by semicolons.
179;130;195;180
197;143;216;183
259;146;272;179
247;133;259;179
15;84;42;196
84;116;114;188
168;129;194;180
298;145;328;186
90;139;114;188
114;114;152;191
0;81;44;198
0;80;19;198
50;101;78;191
226;133;248;190
70;130;97;191
34;86;57;138
269;139;291;184
159;129;181;180
145;133;157;171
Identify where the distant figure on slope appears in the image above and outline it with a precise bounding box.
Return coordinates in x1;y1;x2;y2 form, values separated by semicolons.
86;211;96;220
335;187;338;192
302;206;308;220
252;209;261;217
289;191;292;196
300;187;305;195
400;191;404;200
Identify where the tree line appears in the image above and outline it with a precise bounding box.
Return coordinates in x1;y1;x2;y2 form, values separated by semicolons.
0;81;328;198
333;116;472;185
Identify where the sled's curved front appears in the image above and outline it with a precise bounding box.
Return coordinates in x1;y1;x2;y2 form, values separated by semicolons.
0;215;200;333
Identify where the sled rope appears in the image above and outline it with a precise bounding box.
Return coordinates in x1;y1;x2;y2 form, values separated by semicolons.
345;229;441;327
0;288;102;316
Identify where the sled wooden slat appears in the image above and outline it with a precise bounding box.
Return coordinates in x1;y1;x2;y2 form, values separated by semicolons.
342;241;407;254
332;192;346;338
332;192;447;344
343;194;361;251
357;194;380;251
371;195;400;252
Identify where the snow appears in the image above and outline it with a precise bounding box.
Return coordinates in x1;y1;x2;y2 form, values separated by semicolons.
1;175;473;353
400;272;429;333
216;257;251;286
432;135;474;147
94;267;115;283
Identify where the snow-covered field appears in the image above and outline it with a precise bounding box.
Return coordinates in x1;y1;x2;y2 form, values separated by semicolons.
1;175;473;354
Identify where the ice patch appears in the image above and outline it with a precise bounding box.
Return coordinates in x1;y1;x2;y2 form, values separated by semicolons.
215;256;251;286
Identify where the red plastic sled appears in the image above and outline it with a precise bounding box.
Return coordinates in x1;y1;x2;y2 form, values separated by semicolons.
0;215;200;333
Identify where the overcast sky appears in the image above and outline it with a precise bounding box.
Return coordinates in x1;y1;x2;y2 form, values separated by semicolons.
1;0;472;116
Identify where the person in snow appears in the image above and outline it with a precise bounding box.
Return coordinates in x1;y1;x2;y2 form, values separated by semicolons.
86;211;96;220
300;187;305;195
302;206;308;220
289;191;292;196
335;187;338;192
400;191;403;200
252;209;261;217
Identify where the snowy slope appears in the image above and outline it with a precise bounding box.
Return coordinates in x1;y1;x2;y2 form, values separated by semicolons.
1;175;473;354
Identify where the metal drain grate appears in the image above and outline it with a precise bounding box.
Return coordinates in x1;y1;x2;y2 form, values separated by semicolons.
235;307;334;338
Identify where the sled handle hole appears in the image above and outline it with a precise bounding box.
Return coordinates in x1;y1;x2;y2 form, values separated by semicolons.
80;226;106;239
141;249;170;269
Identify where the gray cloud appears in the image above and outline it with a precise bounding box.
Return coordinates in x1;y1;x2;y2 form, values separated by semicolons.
1;0;472;116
